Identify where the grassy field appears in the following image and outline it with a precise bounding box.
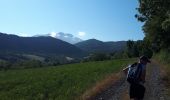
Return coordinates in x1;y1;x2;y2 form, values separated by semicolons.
0;58;135;100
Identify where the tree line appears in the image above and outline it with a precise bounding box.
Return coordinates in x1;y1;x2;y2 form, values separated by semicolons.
135;0;170;62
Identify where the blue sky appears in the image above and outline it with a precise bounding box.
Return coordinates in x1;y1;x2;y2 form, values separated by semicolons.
0;0;144;41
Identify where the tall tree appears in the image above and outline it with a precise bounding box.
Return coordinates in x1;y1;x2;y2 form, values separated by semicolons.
126;40;135;57
136;0;170;51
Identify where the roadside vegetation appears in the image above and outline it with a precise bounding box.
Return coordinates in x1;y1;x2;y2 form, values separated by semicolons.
154;50;170;95
135;0;170;96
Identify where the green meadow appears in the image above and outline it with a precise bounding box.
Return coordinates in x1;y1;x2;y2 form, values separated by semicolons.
0;59;135;100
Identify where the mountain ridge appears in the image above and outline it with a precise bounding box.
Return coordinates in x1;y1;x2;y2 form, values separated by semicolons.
75;39;127;53
0;32;127;58
0;32;85;58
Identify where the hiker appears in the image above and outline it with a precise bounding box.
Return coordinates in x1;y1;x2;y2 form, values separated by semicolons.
123;55;151;100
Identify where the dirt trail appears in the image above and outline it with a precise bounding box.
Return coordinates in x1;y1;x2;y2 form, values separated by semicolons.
94;61;169;100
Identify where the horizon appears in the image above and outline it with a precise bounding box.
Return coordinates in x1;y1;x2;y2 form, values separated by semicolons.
0;0;144;41
0;32;141;43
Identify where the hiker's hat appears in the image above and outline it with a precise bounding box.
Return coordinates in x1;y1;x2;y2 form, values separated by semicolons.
140;55;151;63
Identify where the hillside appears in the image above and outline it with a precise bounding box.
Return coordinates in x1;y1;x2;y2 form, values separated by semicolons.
105;41;127;52
0;32;86;58
75;39;126;53
34;32;83;44
0;59;135;100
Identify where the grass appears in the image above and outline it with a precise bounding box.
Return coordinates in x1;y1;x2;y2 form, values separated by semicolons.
0;58;135;100
154;50;170;96
153;60;170;96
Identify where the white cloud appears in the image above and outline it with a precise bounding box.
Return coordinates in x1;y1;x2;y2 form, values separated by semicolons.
50;32;62;37
47;32;83;44
18;33;30;37
78;32;86;37
50;32;56;37
64;35;68;38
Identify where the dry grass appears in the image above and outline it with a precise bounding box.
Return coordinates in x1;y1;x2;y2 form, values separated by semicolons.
120;89;130;100
152;59;170;94
161;68;170;97
152;60;169;84
161;65;170;88
80;72;123;100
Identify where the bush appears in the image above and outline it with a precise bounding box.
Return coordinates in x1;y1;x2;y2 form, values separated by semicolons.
0;60;11;71
11;60;43;69
85;53;110;61
155;49;170;64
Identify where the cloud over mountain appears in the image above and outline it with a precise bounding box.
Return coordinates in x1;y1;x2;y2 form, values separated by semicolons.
48;32;83;44
78;32;86;37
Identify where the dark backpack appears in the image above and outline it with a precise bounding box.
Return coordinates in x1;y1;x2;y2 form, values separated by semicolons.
126;62;142;84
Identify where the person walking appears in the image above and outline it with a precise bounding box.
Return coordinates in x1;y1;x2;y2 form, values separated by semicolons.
123;55;151;100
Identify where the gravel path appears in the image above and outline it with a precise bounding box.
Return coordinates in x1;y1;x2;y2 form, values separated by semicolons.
94;62;169;100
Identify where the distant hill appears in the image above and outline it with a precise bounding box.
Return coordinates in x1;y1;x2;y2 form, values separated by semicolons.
0;32;86;58
105;41;127;52
49;32;83;44
75;39;127;53
34;32;83;44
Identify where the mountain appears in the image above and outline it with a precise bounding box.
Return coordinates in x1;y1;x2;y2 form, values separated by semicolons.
105;41;127;51
48;32;83;44
75;39;127;53
0;32;86;58
34;32;83;44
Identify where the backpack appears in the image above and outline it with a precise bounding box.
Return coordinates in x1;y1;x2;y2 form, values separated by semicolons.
126;62;142;84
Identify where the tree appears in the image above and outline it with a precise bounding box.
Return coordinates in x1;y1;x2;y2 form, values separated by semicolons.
83;53;110;61
136;0;170;50
0;60;11;71
126;40;135;57
125;40;153;58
